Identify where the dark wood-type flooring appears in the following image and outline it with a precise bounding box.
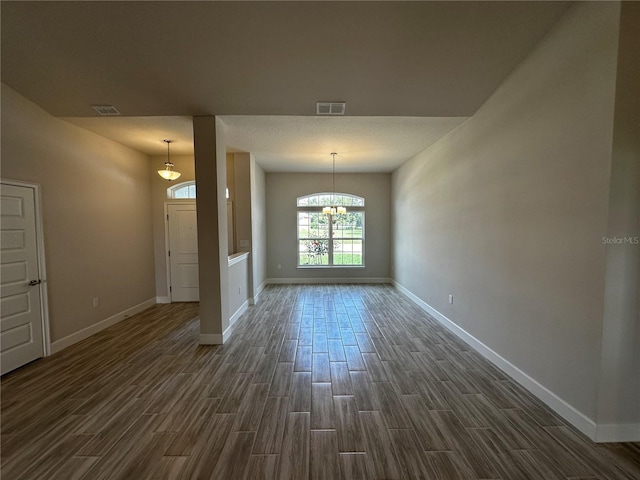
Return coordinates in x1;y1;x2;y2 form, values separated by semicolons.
2;284;639;479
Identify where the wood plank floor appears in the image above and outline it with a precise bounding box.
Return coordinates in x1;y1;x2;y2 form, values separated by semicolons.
2;284;639;479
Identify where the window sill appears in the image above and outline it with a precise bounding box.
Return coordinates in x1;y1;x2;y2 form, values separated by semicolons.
229;251;250;266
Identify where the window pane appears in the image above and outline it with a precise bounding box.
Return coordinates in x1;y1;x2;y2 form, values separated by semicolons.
318;194;330;206
174;186;189;198
317;215;329;237
297;195;364;267
303;212;327;238
298;212;311;239
299;240;329;265
297;193;364;207
299;213;326;239
333;213;363;239
168;181;197;199
334;240;363;265
335;194;364;206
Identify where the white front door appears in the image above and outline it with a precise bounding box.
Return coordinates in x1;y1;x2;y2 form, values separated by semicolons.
1;184;45;375
167;203;199;302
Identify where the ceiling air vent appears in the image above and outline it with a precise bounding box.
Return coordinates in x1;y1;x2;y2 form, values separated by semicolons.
91;105;121;116
316;101;346;116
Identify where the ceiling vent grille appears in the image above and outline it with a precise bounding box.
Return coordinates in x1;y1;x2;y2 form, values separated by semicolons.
91;105;121;116
316;102;346;116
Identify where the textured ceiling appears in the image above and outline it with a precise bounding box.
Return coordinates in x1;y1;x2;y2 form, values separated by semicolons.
2;1;570;117
221;116;468;172
63;115;468;172
2;1;571;172
63;116;196;155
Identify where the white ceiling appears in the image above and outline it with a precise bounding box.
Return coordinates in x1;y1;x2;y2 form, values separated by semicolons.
222;116;468;172
2;1;571;172
63;115;468;172
62;116;195;155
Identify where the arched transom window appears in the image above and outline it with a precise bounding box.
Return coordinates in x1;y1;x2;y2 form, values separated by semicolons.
297;193;364;207
167;181;196;199
296;193;365;267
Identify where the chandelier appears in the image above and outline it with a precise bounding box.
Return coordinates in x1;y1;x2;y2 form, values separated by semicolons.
157;139;181;181
323;152;346;216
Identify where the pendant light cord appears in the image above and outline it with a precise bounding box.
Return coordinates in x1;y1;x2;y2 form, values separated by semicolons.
158;139;181;181
332;152;336;204
166;139;172;165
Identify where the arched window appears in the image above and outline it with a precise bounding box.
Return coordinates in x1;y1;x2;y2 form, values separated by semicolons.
296;193;365;267
168;181;196;199
297;193;364;207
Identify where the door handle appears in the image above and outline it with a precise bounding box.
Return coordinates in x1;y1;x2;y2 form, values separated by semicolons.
28;279;41;286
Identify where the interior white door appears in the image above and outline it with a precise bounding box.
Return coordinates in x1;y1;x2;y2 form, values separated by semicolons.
168;203;199;302
1;184;44;375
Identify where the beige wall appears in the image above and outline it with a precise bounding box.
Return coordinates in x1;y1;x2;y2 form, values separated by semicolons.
267;172;391;280
392;1;619;428
251;157;268;295
597;1;640;435
228;255;249;317
1;84;156;342
194;116;229;338
150;155;196;298
227;153;236;254
233;153;253;254
151;153;246;298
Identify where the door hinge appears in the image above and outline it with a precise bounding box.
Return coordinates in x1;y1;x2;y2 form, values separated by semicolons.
167;214;169;221
168;250;171;257
169;286;172;292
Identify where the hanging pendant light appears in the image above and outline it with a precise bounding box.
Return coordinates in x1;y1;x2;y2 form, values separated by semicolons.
158;139;181;181
323;152;346;216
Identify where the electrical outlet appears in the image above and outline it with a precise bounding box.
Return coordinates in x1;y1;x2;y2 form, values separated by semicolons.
93;297;99;308
277;263;281;269
449;294;454;305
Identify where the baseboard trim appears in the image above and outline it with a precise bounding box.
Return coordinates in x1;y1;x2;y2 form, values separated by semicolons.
228;300;249;332
199;332;222;345
156;296;171;304
393;281;600;442
595;423;640;443
267;277;392;285
251;280;267;305
51;297;157;354
198;300;249;346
